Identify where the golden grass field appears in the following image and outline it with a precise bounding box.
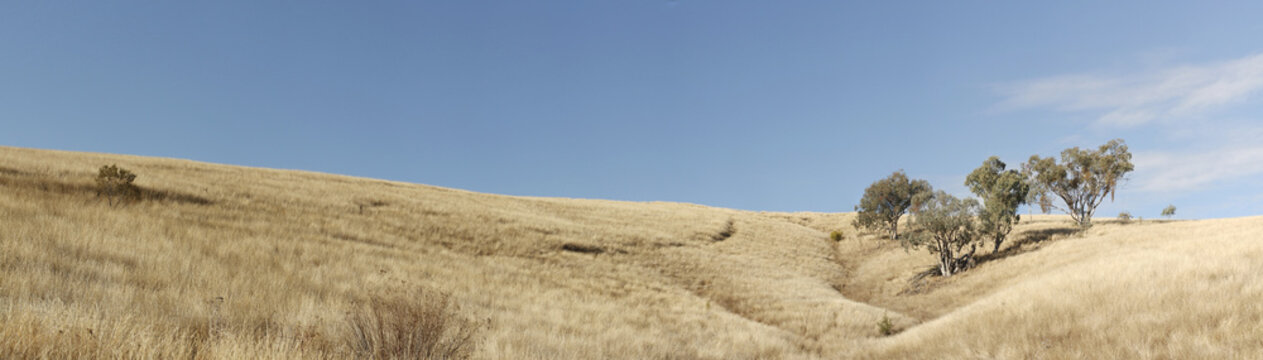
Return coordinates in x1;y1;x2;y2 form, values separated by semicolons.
2;145;1262;359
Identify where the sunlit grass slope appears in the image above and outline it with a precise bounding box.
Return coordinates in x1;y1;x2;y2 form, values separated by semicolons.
1;146;1261;359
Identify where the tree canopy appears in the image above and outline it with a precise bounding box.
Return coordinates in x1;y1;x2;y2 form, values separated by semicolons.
853;170;932;240
1162;204;1177;218
906;191;980;277
1024;139;1134;227
965;156;1030;253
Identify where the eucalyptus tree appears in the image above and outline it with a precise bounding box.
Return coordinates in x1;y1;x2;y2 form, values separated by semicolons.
853;170;932;240
905;191;980;277
1162;204;1177;218
966;156;1030;253
1024;139;1134;227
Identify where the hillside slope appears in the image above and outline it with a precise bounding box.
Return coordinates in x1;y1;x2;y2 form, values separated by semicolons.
1;146;1260;359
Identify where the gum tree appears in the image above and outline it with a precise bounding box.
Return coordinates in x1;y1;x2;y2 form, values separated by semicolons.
965;156;1030;253
1024;139;1134;227
853;170;932;240
905;191;980;277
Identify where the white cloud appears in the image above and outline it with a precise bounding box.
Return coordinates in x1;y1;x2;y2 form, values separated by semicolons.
1132;145;1263;193
995;52;1263;196
996;53;1263;128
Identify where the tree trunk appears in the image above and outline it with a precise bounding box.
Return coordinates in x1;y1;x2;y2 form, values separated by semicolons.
960;244;977;271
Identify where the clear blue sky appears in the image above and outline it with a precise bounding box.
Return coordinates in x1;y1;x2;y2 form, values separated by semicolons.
5;1;1263;219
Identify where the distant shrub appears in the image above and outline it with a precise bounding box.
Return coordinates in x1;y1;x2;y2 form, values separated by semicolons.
1117;211;1132;224
346;287;481;360
95;164;139;206
877;313;895;336
1162;204;1176;218
830;230;844;242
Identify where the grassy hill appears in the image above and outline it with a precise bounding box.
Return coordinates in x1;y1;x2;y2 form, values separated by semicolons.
2;146;1261;359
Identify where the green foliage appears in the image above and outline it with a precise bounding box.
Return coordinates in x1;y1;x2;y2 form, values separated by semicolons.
965;156;1031;253
853;170;932;240
95;164;139;206
907;191;980;277
1024;139;1134;227
1118;211;1132;223
877;313;895;336
1162;204;1177;218
829;230;844;242
1021;165;1051;215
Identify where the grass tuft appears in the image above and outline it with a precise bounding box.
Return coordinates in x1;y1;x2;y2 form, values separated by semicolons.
346;287;481;360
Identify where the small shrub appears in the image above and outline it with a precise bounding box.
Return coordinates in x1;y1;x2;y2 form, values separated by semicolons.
877;313;895;336
829;230;844;242
95;164;139;206
346;287;480;360
1162;204;1176;218
1117;211;1132;224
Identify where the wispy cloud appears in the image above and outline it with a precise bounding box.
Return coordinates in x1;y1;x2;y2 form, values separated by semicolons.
996;53;1263;127
996;52;1263;195
1132;145;1263;192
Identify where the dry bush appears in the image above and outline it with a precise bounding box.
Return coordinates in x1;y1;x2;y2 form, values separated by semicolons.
346;287;481;360
95;164;139;206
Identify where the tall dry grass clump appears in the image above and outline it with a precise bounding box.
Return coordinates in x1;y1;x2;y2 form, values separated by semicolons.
347;286;481;360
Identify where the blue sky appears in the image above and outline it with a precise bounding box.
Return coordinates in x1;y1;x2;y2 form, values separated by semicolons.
4;1;1263;219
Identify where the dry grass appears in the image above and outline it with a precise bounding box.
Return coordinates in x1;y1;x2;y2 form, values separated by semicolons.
346;286;480;359
2;145;1262;359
